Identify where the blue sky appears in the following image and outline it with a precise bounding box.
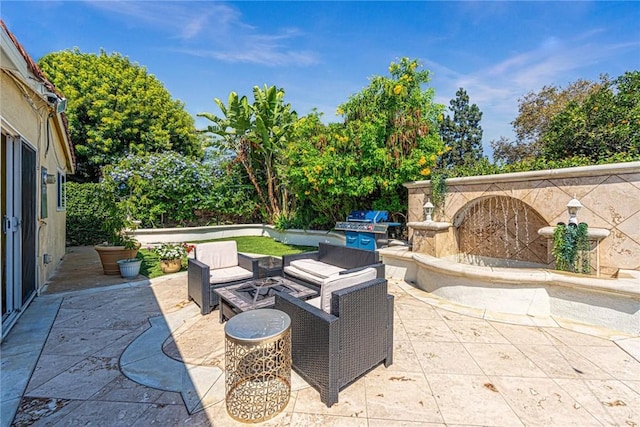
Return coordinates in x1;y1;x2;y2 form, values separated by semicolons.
2;1;639;157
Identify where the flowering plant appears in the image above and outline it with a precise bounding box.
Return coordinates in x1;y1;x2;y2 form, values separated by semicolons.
153;242;194;260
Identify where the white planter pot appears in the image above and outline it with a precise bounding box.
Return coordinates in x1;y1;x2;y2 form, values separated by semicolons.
117;258;142;279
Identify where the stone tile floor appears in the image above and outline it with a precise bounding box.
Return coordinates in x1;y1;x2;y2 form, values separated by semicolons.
2;247;639;426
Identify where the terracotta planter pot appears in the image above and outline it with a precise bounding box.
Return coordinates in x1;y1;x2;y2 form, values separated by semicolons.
160;258;182;274
95;245;140;275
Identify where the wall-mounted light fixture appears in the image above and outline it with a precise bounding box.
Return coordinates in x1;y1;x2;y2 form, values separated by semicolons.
56;97;67;114
424;199;434;222
44;92;67;114
567;195;582;224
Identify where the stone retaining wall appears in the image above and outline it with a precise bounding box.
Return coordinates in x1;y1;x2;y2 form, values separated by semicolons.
133;224;345;248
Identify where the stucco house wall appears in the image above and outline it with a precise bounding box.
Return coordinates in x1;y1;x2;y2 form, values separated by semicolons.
1;20;75;336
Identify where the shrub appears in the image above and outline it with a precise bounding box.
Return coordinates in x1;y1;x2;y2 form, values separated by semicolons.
101;152;214;227
66;182;110;245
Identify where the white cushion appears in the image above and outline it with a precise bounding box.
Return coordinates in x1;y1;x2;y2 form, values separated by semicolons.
306;296;322;309
283;265;324;286
197;241;238;269
209;266;253;284
318;268;377;313
289;259;344;278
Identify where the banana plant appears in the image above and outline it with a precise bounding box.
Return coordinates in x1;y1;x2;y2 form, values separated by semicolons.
252;85;297;219
199;86;296;221
198;92;268;212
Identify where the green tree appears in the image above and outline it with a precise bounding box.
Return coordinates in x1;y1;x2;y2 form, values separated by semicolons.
543;71;640;161
199;85;297;222
38;48;201;182
287;113;374;226
493;79;602;164
286;58;445;226
490;136;521;165
438;88;483;168
199;91;257;197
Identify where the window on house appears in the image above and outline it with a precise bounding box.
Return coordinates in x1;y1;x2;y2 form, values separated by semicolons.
57;170;66;211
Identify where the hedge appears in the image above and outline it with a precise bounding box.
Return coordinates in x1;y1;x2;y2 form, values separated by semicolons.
66;182;109;246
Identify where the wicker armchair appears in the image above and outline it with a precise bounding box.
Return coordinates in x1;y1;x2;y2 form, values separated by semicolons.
187;241;259;315
274;277;394;407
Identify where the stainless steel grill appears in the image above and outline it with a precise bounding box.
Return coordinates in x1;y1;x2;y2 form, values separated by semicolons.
335;210;399;251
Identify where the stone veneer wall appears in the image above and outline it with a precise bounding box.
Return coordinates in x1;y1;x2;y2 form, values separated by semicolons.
404;162;640;275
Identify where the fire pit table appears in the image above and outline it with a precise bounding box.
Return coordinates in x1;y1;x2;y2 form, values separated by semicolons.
214;276;317;323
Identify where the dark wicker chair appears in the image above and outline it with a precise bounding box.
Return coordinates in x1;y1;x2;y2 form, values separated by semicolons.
187;241;259;315
274;277;394;407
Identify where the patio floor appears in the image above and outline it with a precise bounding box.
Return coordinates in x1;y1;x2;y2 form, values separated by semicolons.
2;246;639;426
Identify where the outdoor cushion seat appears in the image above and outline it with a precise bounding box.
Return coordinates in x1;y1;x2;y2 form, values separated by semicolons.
208;266;253;284
283;265;325;286
283;243;385;289
289;259;345;279
187;241;258;315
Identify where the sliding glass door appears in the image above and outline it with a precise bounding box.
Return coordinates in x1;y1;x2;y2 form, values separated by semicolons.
2;134;37;333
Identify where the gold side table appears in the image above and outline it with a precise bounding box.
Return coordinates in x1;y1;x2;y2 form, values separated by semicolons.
224;309;291;423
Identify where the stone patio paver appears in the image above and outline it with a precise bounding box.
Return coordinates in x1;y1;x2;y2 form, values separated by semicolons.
1;246;639;426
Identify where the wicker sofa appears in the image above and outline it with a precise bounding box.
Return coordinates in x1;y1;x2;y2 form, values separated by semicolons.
274;277;394;407
282;242;385;289
187;241;259;315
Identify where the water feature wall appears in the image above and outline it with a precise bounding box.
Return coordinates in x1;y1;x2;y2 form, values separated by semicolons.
454;195;549;268
404;162;640;275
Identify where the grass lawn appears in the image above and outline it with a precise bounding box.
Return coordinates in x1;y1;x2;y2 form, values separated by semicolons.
139;236;316;279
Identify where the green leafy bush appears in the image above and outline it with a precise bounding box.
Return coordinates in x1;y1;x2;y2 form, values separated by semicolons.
66;182;110;245
67;181;138;247
101;152;214;227
200;172;259;225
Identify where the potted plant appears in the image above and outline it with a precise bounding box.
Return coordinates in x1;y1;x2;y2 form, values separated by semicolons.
95;233;141;276
117;257;142;279
94;179;141;275
153;242;193;274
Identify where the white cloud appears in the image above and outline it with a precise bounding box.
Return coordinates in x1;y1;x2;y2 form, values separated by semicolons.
180;47;318;67
85;1;234;40
180;28;319;66
85;0;318;67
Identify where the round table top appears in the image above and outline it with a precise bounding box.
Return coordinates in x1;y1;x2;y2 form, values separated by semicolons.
224;309;291;343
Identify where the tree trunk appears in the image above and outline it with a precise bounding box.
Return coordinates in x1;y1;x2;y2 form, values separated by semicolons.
265;163;280;220
241;157;272;218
